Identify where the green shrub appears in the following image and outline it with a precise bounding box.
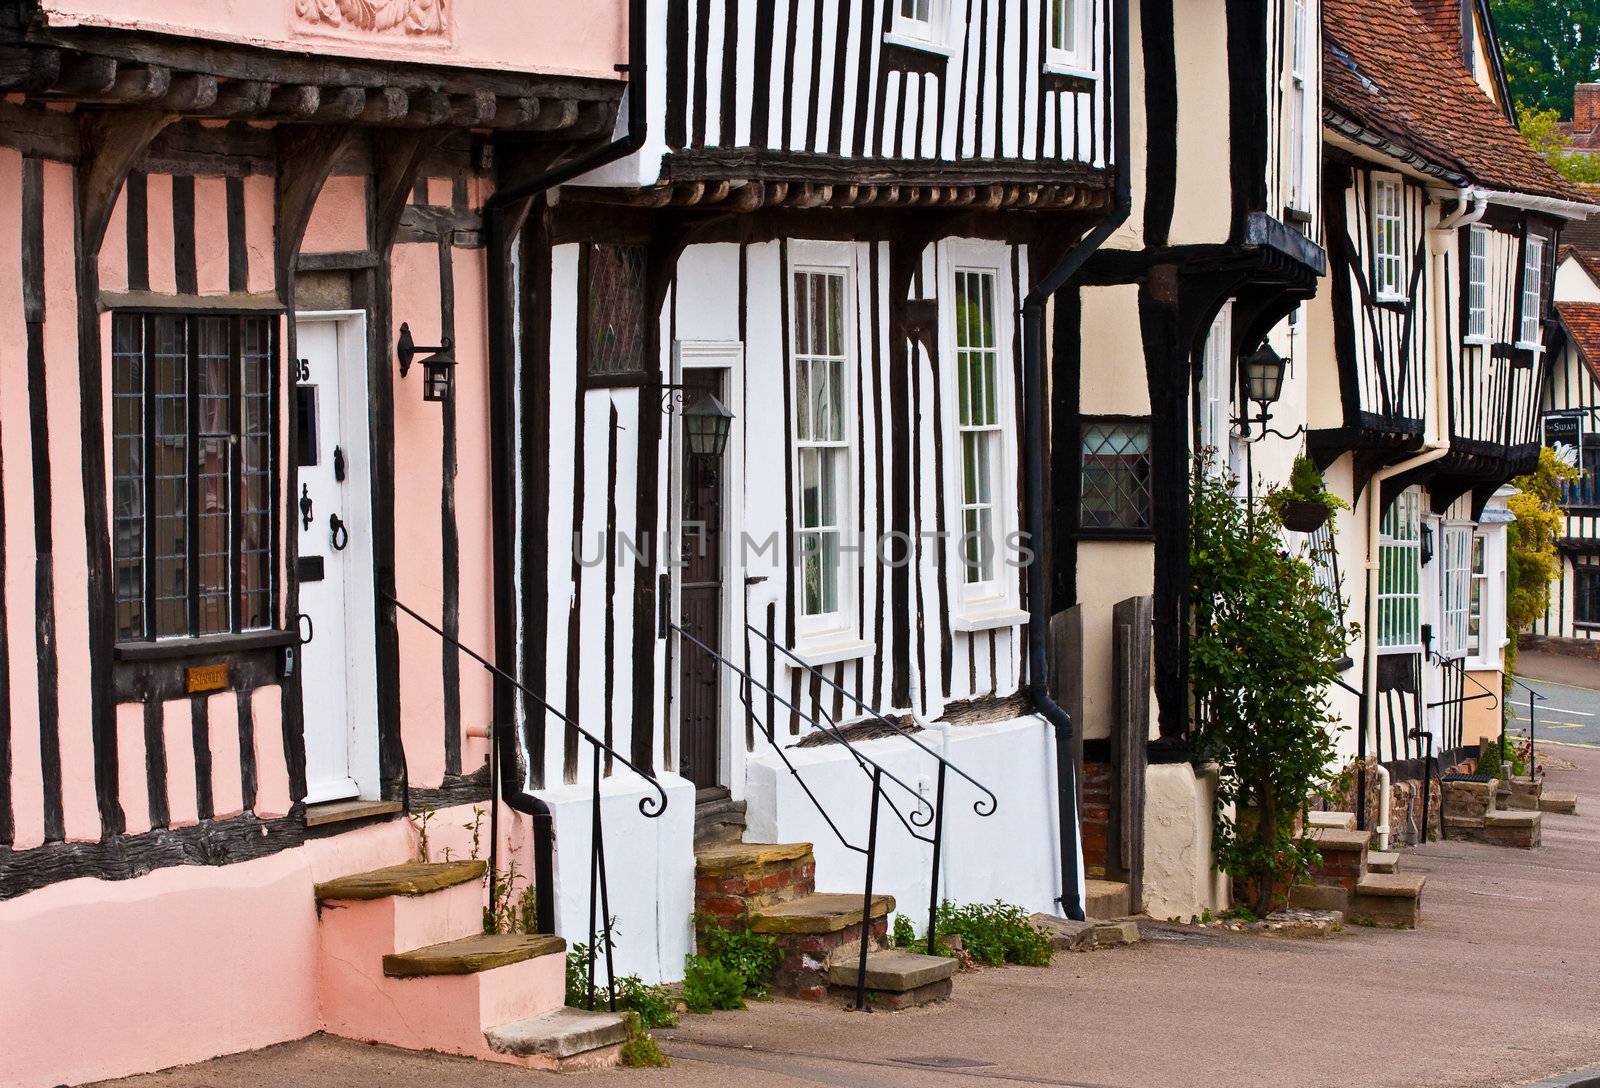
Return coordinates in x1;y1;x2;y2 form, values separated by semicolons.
891;913;917;949
616;975;678;1029
693;914;780;998
1478;740;1504;780
682;954;747;1012
619;1014;669;1068
933;900;1052;966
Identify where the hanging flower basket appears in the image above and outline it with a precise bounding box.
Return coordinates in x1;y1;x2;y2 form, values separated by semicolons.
1279;499;1331;533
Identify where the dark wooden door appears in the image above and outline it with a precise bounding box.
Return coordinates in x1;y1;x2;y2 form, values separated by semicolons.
679;368;725;788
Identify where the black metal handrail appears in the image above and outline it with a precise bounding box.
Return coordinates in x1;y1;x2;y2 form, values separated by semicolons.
1506;675;1547;784
385;592;667;1013
672;620;996;1009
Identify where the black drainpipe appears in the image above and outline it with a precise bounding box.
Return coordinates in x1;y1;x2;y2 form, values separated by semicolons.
1020;0;1131;921
483;1;647;934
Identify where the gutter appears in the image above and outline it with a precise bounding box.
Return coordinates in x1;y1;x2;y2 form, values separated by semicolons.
482;0;647;934
1474;188;1597;223
1020;0;1131;922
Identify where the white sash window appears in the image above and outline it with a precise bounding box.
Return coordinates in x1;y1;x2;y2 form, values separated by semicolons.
1440;524;1473;657
1373;177;1406;301
1376;488;1422;653
1466;226;1489;342
1519;236;1546;349
791;267;853;635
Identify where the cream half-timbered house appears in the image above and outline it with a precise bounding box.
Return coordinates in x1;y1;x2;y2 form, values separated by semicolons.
1305;0;1591;834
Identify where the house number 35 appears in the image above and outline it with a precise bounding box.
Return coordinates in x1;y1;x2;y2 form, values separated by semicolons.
296;358;312;384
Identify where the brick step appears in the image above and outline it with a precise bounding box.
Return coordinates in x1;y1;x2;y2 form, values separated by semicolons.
485;1007;630;1070
1085;878;1132;919
747;892;895;1001
826;949;958;1010
1366;851;1400;875
383;934;567;978
1542;793;1578;815
1305;828;1371;893
1349;873;1425;929
1307;811;1357;831
695;841;816;920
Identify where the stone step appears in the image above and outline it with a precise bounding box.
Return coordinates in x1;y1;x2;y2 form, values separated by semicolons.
1307;811;1357;831
1306;828;1371;893
315;860;486;903
485;1007;630;1070
1482;809;1542;849
750;892;895;935
1542;792;1578;815
695;841;812;874
1085;878;1132;919
1310;827;1371;852
694;796;749;847
1287;884;1348;912
383;933;567;978
1350;873;1425;930
1366;851;1400;875
826;950;958;1010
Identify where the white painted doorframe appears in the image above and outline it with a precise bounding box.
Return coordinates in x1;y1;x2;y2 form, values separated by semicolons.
295;311;382;802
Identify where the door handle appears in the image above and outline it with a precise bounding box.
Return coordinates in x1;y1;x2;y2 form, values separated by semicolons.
333;446;346;483
300;484;314;531
329;514;349;552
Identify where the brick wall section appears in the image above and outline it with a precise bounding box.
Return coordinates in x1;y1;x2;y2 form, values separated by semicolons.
1081;761;1112;873
777;918;889;1002
695;849;816;928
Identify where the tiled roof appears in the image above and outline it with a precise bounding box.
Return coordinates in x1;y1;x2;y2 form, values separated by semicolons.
1563;195;1600;260
1556;302;1600;385
1408;0;1462;42
1324;0;1590;204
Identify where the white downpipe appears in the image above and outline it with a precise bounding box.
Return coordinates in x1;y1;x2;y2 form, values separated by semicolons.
1371;762;1392;851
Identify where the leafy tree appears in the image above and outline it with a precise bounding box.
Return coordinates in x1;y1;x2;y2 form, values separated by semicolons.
1517;105;1600;183
1505;446;1580;676
1491;0;1600;117
1189;459;1355;916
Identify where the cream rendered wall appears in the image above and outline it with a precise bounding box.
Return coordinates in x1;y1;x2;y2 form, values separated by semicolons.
1556;253;1600;303
1107;0;1149;252
1079;284;1150;415
1142;763;1229;919
1167;0;1233;247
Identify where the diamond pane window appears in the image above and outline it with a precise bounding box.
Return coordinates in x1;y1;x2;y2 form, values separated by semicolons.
111;312;277;642
582;243;648;385
1376;488;1422;652
1080;421;1152;533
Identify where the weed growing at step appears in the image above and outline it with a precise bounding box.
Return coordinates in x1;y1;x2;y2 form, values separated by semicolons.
482;861;538;935
891;913;918;949
619;1014;669;1068
410;803;436;862
682;954;748;1012
932;900;1053;966
565;927;678;1027
693;913;781;998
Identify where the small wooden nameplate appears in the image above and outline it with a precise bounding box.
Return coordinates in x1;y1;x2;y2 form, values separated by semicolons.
186;663;229;693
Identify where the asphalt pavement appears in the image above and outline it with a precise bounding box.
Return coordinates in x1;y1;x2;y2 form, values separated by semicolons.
1511;658;1600;751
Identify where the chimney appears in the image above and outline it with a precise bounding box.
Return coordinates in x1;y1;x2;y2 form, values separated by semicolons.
1577;84;1600;135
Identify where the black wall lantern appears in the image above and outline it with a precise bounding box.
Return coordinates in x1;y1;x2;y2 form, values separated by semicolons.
1242;344;1288;408
397;322;457;403
684;391;734;458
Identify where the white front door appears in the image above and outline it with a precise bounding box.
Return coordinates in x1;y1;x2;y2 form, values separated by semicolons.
295;315;380;803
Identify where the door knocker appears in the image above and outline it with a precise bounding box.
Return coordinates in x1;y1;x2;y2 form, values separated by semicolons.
329;514;350;552
299;484;314;531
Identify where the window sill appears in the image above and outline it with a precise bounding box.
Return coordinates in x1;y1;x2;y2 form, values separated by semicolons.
115;629;296;662
1463;335;1491;348
789;637;875;668
1373;296;1409;312
1042;59;1098;91
951;606;1031;633
883;30;956;58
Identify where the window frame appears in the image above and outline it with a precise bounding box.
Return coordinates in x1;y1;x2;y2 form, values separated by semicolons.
1439;522;1473;658
1465;224;1490;344
940;242;1026;629
1045;0;1097;78
1575;559;1600;631
578;241;652;389
1285;0;1310;214
788;247;859;648
886;0;955;56
111;309;280;646
1077;415;1154;540
1197;302;1234;463
1375;487;1423;654
1371;174;1408;303
1518;234;1547;351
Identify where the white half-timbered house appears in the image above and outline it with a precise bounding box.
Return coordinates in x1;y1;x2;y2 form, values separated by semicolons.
498;0;1127;977
1305;0;1591;837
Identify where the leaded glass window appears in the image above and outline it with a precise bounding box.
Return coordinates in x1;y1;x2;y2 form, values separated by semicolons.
1080;421;1152;534
111;311;277;642
582;243;649;385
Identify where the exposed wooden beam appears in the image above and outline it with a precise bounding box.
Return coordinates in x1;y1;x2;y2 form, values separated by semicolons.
372;128;446;252
267;84;320;119
206;79;271;117
528;99;579;132
313;86;366;122
360;86;410;124
274;124;353;293
398;90;450;127
78;109;177;255
161;73;218;111
54;53;117;95
449;89;497;127
0;46;61;91
488;96;538;129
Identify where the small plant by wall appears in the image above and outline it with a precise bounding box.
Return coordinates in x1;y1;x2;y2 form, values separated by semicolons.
1190;458;1356;914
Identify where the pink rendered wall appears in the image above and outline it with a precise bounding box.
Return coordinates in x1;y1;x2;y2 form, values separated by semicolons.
452;244;493;774
302;175;368;255
36;0;627;80
390;240;448;789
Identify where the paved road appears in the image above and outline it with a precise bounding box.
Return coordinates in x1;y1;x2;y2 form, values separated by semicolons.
88;747;1600;1088
1508;675;1600;750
